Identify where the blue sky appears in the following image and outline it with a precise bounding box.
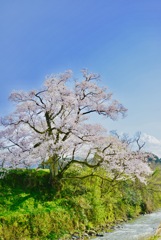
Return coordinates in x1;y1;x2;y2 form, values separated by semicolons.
0;0;161;155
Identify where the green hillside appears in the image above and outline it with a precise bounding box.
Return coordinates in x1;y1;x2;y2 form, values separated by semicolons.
1;165;161;239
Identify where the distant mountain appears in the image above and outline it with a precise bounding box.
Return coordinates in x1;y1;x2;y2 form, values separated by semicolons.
141;133;161;158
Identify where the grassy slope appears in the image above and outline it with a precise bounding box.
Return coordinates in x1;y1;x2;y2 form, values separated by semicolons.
0;166;161;239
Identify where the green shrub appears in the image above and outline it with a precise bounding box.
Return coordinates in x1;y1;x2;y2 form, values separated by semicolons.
1;167;161;239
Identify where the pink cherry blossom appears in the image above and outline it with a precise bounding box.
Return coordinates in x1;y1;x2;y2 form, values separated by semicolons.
0;70;151;183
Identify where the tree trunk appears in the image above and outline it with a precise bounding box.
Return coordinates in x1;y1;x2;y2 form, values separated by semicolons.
49;154;61;188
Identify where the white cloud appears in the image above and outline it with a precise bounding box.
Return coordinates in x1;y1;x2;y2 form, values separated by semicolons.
141;133;161;158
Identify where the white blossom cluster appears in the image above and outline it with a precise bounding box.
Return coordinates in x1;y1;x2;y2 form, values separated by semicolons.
0;70;152;183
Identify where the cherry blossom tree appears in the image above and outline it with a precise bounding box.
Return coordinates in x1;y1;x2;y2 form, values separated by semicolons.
0;70;152;185
104;131;153;183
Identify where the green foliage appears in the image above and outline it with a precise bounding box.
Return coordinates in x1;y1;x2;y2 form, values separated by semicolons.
1;166;161;239
146;236;161;240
